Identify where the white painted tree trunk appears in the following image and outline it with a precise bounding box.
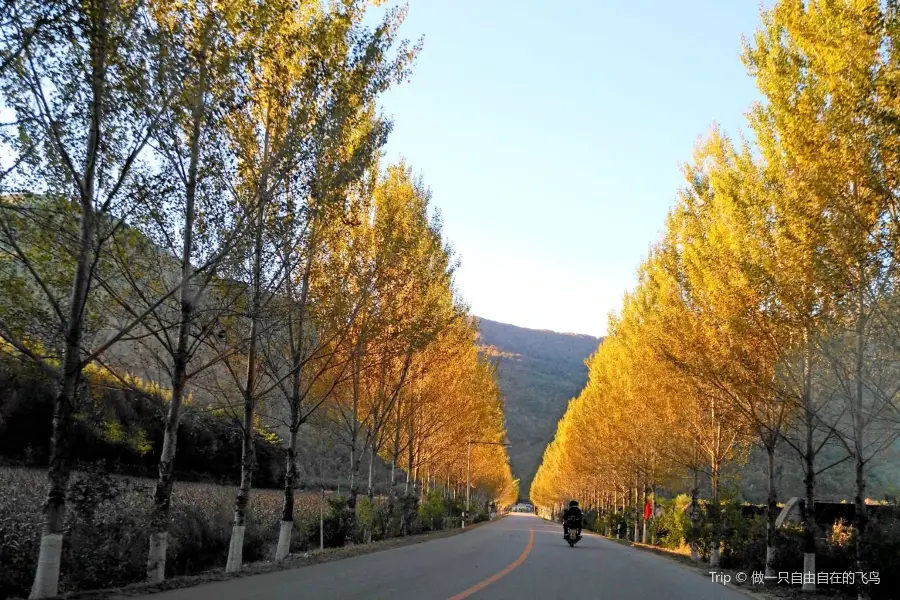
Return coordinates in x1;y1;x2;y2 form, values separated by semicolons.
802;553;815;593
765;546;776;579
29;534;63;599
367;449;375;499
690;543;699;562
709;544;720;567
146;532;168;583
275;521;292;560
765;445;778;579
225;525;245;573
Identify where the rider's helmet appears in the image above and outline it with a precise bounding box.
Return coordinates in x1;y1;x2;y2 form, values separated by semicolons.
569;500;578;508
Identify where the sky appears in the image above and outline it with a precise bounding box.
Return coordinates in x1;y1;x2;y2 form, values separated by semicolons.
369;0;773;337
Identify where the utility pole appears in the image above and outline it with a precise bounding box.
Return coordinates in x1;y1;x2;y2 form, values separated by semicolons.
464;439;509;528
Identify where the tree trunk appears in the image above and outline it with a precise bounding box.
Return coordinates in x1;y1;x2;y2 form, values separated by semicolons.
607;492;612;537
389;456;399;506
389;399;402;508
641;484;649;544
30;125;99;596
226;394;256;572
348;441;358;502
387;447;398;529
633;483;639;542
226;197;264;573
689;468;700;563
613;489;620;539
765;443;778;579
401;453;412;536
367;447;376;500
389;460;396;498
145;42;207;584
277;229;313;561
852;286;869;600
347;437;363;544
345;329;364;543
802;338;816;593
803;454;816;592
147;362;187;583
276;417;299;561
802;459;817;593
709;465;721;567
30;334;83;598
853;459;869;600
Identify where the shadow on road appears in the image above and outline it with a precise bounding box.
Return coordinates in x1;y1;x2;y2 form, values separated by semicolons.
557;544;612;553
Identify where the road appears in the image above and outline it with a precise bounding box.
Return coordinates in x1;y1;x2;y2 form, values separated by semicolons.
130;514;750;600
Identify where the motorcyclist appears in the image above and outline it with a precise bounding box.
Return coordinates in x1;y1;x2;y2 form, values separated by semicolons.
562;500;582;539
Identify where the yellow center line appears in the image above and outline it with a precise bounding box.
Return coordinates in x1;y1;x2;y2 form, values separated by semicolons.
447;529;535;600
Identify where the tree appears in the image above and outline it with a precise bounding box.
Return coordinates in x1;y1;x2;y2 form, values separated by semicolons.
328;162;459;533
201;0;417;571
744;2;900;593
0;1;181;594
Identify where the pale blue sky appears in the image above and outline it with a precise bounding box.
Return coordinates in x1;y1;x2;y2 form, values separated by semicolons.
371;1;772;337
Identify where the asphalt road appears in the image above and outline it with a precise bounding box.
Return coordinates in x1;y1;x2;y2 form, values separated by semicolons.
129;514;750;600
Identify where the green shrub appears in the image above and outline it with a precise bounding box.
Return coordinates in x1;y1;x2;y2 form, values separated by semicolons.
382;498;403;538
718;503;766;569
442;515;461;529
405;491;483;531
356;496;389;542
863;514;900;600
652;494;691;550
770;524;805;574
60;468;152;591
313;495;353;548
419;491;447;531
593;507;631;538
397;494;421;536
0;468;43;599
165;482;235;577
581;509;598;532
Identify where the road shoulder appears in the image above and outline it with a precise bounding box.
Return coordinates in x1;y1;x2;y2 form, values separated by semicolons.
48;520;498;600
595;536;847;600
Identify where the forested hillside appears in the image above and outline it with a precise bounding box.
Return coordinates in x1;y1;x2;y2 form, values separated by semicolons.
476;318;599;499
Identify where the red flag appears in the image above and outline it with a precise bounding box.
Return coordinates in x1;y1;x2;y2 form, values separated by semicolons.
643;500;652;520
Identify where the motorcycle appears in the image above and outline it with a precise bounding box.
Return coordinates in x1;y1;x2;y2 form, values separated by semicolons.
564;516;582;547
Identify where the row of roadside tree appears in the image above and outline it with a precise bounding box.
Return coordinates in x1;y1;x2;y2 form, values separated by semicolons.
532;2;900;599
0;0;517;597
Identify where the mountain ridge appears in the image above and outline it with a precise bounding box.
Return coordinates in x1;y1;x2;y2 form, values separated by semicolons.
475;317;601;500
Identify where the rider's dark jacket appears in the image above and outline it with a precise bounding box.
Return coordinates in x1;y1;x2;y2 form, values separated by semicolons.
562;506;583;530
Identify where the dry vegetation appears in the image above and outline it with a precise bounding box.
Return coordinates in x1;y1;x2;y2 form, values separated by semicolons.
0;467;328;599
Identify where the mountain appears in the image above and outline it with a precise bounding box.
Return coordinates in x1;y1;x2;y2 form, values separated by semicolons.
476;317;600;500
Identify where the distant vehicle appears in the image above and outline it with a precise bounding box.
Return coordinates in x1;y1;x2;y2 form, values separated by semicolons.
511;503;533;513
